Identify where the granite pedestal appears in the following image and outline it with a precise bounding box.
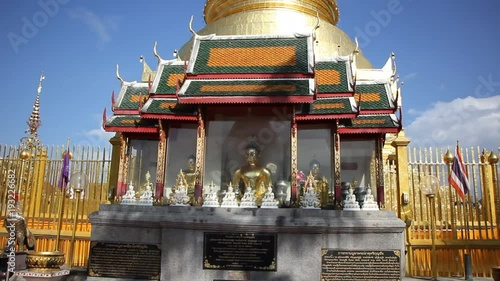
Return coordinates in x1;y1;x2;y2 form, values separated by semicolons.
88;205;406;281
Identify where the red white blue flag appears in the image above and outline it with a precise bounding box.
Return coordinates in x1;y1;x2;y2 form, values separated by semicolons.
59;148;70;189
449;144;470;200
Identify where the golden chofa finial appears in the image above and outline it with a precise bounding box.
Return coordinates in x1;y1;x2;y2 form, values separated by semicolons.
116;64;124;84
153;41;164;65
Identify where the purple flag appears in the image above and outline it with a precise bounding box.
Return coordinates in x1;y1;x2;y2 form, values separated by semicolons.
59;149;70;189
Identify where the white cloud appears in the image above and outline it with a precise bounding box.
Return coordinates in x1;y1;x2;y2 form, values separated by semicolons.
74;113;115;149
67;7;119;44
402;72;417;81
405;95;500;150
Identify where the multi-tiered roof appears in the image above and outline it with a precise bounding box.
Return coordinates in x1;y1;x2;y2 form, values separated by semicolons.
104;31;401;134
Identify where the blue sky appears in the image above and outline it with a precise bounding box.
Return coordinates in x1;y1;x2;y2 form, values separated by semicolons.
1;0;499;150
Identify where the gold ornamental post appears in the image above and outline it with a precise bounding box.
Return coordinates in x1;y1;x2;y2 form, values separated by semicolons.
488;151;499;238
67;172;87;268
55;139;71;251
419;175;441;281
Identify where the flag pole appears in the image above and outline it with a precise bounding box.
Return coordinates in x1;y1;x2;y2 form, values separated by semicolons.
55;138;70;252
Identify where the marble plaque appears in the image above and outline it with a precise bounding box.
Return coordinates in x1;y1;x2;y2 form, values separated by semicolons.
321;249;401;281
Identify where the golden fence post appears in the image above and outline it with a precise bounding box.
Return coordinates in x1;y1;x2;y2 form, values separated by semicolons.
444;149;460;275
419;175;441;281
68;189;82;268
67;171;87;269
489;151;499;238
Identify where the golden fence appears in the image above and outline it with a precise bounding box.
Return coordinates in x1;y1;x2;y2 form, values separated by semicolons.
384;146;500;278
1;142;499;277
0;144;111;267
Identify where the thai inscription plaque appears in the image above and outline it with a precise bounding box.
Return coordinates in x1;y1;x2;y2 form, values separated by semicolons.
88;241;161;280
203;232;277;271
321;249;401;281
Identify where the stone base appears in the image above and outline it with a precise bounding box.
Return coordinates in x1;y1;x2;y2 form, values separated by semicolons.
343;203;361;210
12;269;69;281
16;251;27;271
362;203;379;211
202;202;220;207
89;205;406;281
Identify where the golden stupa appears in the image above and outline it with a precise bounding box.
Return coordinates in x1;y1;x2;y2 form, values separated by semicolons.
179;0;372;68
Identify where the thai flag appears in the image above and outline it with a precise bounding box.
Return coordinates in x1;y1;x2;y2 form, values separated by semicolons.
59;148;70;189
449;144;470;200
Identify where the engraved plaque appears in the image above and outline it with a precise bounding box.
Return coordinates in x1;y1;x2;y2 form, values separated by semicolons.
88;242;161;280
203;232;277;271
321;249;401;281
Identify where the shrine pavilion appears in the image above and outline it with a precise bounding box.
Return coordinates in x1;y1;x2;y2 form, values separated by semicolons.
103;0;402;208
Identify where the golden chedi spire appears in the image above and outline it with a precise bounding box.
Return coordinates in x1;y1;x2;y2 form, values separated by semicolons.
204;0;340;26
179;0;372;68
19;72;44;151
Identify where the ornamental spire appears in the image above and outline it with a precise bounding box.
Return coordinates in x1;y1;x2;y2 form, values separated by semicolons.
19;72;44;151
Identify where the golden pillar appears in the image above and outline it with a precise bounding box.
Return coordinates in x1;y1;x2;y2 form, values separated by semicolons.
156;121;167;202
194;109;206;206
28;147;47;218
390;129;411;221
108;133;121;201
481;150;496;224
290;116;298;205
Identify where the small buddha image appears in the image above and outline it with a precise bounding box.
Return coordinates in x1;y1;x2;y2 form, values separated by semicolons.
308;159;328;206
182;154;197;201
232;142;272;204
123;183;136;199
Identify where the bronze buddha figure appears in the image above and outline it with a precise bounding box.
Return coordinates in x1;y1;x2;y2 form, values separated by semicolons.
232;142;272;204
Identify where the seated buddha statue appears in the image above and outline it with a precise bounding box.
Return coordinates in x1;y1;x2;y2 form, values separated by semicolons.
232;142;272;204
309;160;328;206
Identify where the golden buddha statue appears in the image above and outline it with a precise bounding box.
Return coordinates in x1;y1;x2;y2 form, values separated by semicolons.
309;159;329;207
182;154;197;202
232;142;272;204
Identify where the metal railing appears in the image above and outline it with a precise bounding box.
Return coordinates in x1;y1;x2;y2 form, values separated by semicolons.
0;144;111;267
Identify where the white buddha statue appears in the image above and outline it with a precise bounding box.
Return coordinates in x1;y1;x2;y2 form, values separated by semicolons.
121;183;137;204
362;188;379;211
261;182;278;209
343;188;360;210
221;183;239;207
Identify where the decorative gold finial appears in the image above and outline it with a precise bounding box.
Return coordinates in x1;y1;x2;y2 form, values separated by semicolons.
444;149;454;164
489;151;498;164
19;72;44;151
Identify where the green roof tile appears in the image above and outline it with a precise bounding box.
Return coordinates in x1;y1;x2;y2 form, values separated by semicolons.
180;79;313;97
143;98;197;115
192;37;310;74
355;84;391;110
116;84;148;111
106;115;156;128
298;98;354;115
316;61;350;93
343;115;398;128
155;64;185;94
